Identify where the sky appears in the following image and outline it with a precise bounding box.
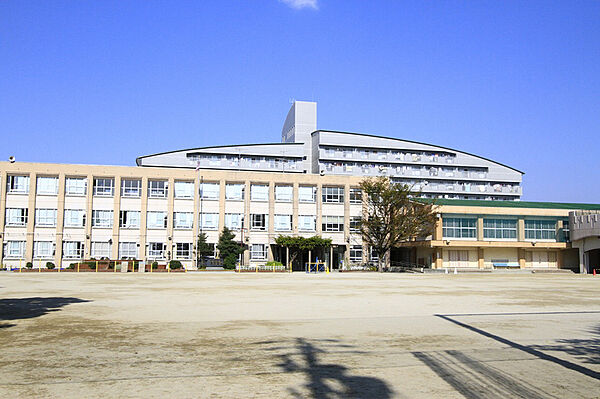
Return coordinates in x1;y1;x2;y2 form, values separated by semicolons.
1;0;599;202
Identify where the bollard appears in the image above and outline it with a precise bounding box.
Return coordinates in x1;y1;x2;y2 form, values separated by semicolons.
19;259;22;273
454;268;457;275
594;269;597;276
77;262;80;273
96;260;99;273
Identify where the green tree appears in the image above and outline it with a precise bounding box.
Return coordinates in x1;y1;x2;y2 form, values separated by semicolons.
196;232;213;266
275;235;332;270
217;227;244;269
359;177;437;272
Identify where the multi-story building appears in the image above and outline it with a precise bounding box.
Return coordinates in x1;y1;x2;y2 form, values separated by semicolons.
1;101;598;272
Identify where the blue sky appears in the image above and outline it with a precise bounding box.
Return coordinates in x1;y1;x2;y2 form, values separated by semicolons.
1;1;599;202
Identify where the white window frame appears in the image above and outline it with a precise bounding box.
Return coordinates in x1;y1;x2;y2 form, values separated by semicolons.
148;180;168;198
147;211;167;229
322;216;344;232
35;208;57;227
274;214;292;231
349;188;362;204
7;175;30;194
5;208;28;226
250;214;268;231
148;242;166;259
200;182;220;200
63;241;84;259
93;178;114;197
4;241;26;258
225;183;245;201
64;209;86;228
121;179;142;197
250;244;268;260
174;212;193;229
483;218;517;240
34;241;54;258
119;242;138;259
298;186;316;203
119;210;141;229
174;181;194;199
322;186;344;204
91;242;111;258
175;242;192;259
275;185;293;202
349;216;361;232
36;176;59;195
65;177;87;196
442;217;477;239
298;215;316;232
224;213;244;230
92;210;114;228
250;184;269;202
349;245;363;263
525;219;556;241
200;213;219;230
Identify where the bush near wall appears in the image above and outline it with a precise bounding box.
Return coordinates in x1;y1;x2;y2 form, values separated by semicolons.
46;262;55;270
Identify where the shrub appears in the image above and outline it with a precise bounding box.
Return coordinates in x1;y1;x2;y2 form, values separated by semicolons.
168;260;183;270
152;261;159;270
46;262;55;270
223;254;237;270
68;263;77;270
86;261;97;270
266;261;283;266
26;262;33;269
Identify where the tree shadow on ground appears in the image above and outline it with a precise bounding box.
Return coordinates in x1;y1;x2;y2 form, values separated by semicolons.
256;337;393;399
0;297;90;329
529;324;600;365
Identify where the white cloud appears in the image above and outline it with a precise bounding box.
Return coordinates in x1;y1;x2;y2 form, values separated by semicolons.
279;0;318;10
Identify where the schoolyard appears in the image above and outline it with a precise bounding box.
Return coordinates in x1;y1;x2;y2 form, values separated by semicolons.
1;272;599;398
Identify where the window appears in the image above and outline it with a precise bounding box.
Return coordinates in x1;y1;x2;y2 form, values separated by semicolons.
36;176;58;195
148;242;166;259
7;175;29;194
121;179;142;197
199;182;219;200
525;220;556;240
63;241;84;258
35;209;57;227
250;214;268;231
174;212;193;229
349;188;362;204
93;178;114;196
442;218;477;239
175;243;192;259
274;214;292;231
298;186;316;203
349;245;363;263
448;250;470;267
65;177;87;196
225;213;244;230
148;180;168;198
5;208;28;226
322;186;344;203
119;211;140;228
250;244;267;260
119;242;137;259
34;241;54;258
92;210;113;228
64;209;86;227
298;215;316;232
322;216;344;232
174;181;194;199
251;184;269;201
4;241;26;258
200;213;219;230
147;211;167;229
91;242;111;258
225;183;244;200
349;216;361;232
483;219;517;240
369;247;379;262
275;185;293;202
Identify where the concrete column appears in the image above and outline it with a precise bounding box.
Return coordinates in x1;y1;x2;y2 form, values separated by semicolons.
478;248;484;269
25;172;37;263
557;250;563;269
166;177;175;261
54;173;66;267
316;183;323;234
292;182;299;234
477;217;484;241
138;177;149;262
84;174;94;259
0;170;8;266
435;249;443;269
517;219;525;242
434;215;443;241
218;179;226;234
192;173;200;268
578;245;587;274
111;176;122;260
518;249;526;269
243;180;251;264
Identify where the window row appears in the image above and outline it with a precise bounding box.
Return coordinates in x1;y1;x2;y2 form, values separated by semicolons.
443;218;559;241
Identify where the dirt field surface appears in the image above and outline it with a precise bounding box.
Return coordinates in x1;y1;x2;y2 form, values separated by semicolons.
1;272;599;399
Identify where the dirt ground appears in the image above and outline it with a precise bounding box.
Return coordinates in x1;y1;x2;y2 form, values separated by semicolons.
0;272;599;399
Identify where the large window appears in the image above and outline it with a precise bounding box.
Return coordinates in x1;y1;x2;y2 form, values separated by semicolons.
225;183;245;201
65;177;87;196
250;244;267;260
147;211;167;229
448;250;470;267
274;214;292;231
4;241;26;258
442;217;477;239
250;184;269;201
91;242;111;258
250;214;268;231
349;245;363;263
322;186;344;203
349;216;361;232
349;188;362;204
298;186;316;203
225;213;244;230
7;175;29;194
34;241;54;258
483;219;517;240
119;211;140;228
200;213;219;230
119;242;138;259
525;220;556;240
64;209;86;227
175;243;192;259
174;212;193;229
174;181;194;199
93;178;114;196
322;216;344;232
148;242;166;259
148;180;168;198
35;209;57;227
121;179;142;197
275;185;293;202
5;208;28;226
200;182;220;200
298;215;316;232
36;176;58;195
92;210;113;228
63;241;84;258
